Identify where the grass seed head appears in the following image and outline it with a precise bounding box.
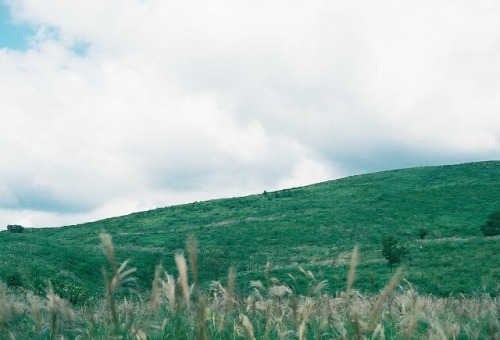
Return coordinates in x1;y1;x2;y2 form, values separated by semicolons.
0;282;7;332
187;236;199;290
163;273;176;311
370;267;404;323
99;232;117;275
372;323;386;340
226;267;236;312
405;300;423;340
175;252;190;309
346;245;359;301
299;320;307;340
240;313;256;340
150;265;162;316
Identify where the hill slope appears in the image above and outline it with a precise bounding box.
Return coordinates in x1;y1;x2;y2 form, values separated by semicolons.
1;160;499;303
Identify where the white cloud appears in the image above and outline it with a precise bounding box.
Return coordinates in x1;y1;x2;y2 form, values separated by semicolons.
0;0;499;228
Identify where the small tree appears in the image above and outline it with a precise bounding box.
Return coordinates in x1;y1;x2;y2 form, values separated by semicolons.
382;236;407;272
480;211;500;237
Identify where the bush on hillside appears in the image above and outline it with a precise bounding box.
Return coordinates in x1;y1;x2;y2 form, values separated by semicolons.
480;211;500;237
6;271;24;288
7;225;24;233
418;227;428;240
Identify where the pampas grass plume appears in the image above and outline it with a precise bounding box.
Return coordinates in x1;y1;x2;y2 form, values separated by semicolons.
175;252;190;309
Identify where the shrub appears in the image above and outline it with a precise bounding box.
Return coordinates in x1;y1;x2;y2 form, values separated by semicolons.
6;225;24;233
480;211;500;237
418;227;428;240
6;272;24;288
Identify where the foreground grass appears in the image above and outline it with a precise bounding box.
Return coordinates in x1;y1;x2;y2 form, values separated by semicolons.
0;234;498;339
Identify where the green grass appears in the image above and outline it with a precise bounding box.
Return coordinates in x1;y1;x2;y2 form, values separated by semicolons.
0;236;498;339
0;161;499;304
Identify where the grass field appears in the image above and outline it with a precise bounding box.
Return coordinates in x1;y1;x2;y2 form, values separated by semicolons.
0;160;499;308
0;234;498;339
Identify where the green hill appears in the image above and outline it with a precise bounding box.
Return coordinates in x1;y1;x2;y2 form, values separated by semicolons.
1;160;499;304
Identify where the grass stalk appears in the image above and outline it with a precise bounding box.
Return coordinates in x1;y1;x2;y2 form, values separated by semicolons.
100;232;137;328
405;300;422;340
226;267;236;313
0;282;6;334
187;236;199;292
196;295;206;340
370;267;403;323
150;264;162;317
353;309;362;340
102;266;118;327
164;273;176;312
47;282;58;339
346;245;359;302
299;320;307;340
240;313;255;340
99;232;118;275
372;323;385;340
175;252;190;309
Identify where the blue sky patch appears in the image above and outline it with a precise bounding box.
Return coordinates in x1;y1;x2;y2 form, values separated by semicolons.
0;2;37;50
0;3;91;56
71;40;91;56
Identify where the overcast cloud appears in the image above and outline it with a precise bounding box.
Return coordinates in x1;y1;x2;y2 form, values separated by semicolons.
1;0;499;229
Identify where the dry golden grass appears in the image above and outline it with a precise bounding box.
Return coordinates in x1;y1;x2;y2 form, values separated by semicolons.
175;252;190;310
345;245;359;303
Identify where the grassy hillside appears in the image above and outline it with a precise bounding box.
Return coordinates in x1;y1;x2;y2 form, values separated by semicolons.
1;161;499;304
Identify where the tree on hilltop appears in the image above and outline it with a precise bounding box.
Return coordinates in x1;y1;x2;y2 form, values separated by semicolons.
7;224;24;233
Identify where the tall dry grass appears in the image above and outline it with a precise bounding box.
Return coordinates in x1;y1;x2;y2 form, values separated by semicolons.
0;232;498;339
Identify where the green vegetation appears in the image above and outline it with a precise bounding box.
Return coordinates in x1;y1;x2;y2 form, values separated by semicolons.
418;227;428;240
0;161;499;306
0;234;498;339
381;236;407;272
6;224;24;233
480;211;500;237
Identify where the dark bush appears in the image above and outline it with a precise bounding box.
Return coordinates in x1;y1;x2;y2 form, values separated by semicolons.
480;211;500;237
7;224;24;233
6;271;24;288
418;228;428;240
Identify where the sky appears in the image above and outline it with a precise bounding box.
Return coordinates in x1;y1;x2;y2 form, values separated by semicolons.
0;0;499;229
